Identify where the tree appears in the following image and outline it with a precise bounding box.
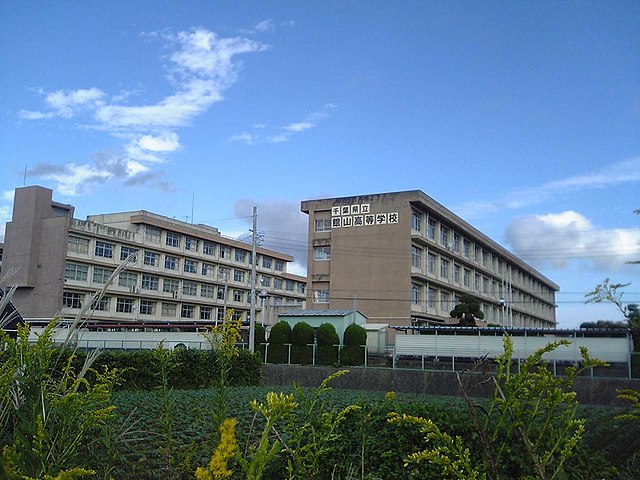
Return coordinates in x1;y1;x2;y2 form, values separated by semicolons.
450;293;485;326
586;278;639;351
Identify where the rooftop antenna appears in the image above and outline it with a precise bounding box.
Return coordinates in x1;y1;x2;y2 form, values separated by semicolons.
191;192;195;224
23;165;27;186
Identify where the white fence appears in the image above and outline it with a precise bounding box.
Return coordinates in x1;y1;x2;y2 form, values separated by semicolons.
394;330;632;376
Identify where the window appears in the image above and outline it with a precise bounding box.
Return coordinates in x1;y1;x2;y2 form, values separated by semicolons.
217;308;225;322
68;236;89;254
482;250;489;268
161;302;177;317
141;274;159;291
201;284;215;298
261;276;272;287
314;246;331;261
465;268;472;287
140;300;156;315
91;296;110;311
274;260;284;272
411;246;422;269
218;266;230;280
474;273;481;292
219;246;230;259
181;304;195;318
297;283;306;294
235;249;246;262
427;219;436;240
453;233;461;252
163;278;179;294
233;290;244;303
166;232;181;247
274;278;283;289
463;239;471;257
233;270;245;283
63;292;83;309
116;297;134;313
183;281;197;296
65;263;88;281
120;246;138;261
165;255;178;270
440;258;449;279
118;272;138;289
93;267;114;284
217;287;227;301
145;226;161;243
184;259;197;274
453;265;461;284
440;226;449;247
203;241;216;255
202;263;215;277
285;280;294;291
231;310;243;321
95;241;113;258
427;253;436;274
411;210;422;231
200;306;212;320
144;251;159;266
314;218;331;232
313;290;330;303
440;291;450;311
411;283;421;304
185;237;198;252
427;288;436;308
262;257;272;269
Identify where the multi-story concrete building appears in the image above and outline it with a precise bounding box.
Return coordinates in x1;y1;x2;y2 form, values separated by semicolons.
2;186;306;326
301;190;558;330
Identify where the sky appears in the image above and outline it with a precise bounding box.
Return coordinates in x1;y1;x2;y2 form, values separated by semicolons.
1;1;639;328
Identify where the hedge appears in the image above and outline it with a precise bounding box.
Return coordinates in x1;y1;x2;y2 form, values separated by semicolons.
291;321;314;364
267;321;292;364
341;323;367;366
316;323;339;365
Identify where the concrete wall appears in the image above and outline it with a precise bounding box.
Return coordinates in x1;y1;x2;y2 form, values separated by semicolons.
262;364;640;406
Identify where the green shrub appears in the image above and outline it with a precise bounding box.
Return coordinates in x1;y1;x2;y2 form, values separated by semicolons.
255;324;267;361
341;323;367;366
316;323;339;365
291;322;314;364
267;321;292;364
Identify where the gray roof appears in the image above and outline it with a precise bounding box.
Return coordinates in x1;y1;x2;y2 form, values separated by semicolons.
279;309;365;318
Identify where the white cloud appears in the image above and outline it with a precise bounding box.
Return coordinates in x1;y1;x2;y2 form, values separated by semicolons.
267;135;288;143
2;190;15;202
19;28;267;194
505;210;640;270
284;122;314;132
229;132;254;145
137;132;180;152
456;157;640;218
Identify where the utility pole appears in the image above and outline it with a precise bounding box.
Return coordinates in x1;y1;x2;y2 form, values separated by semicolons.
249;206;258;353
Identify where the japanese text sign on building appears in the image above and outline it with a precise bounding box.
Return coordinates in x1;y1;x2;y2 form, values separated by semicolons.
330;203;398;228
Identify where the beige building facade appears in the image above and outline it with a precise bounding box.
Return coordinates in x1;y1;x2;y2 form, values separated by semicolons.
301;191;558;330
2;186;306;325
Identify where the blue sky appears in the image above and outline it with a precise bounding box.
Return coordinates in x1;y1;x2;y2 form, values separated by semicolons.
1;1;639;328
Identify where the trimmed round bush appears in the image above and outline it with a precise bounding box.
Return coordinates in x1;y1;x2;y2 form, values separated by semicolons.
341;323;367;366
291;321;314;364
317;323;339;365
255;324;267;361
267;321;292;364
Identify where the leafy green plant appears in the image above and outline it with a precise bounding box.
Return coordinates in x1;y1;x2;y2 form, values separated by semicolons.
266;321;292;364
388;336;608;480
0;320;119;479
316;323;339;365
341;324;367;366
291;321;314;364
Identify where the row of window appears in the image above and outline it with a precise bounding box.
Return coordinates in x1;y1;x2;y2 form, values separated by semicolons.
411;210;554;301
65;263;306;296
69;235;286;272
62;291;243;321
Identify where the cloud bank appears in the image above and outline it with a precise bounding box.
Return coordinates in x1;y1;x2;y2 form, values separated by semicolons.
19;28;267;195
505;210;640;270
